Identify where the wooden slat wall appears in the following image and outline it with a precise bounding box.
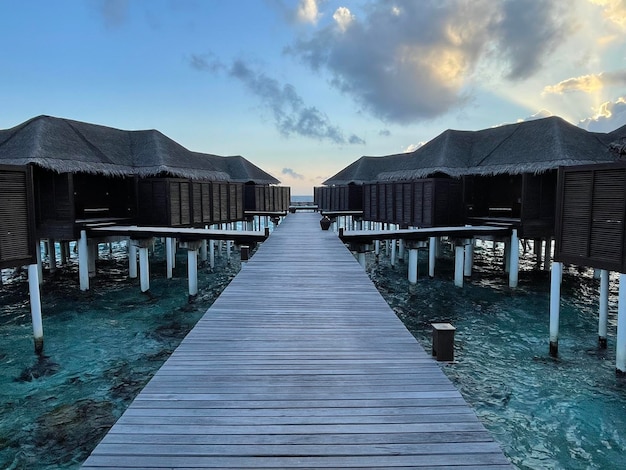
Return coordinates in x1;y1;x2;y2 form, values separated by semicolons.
555;163;626;272
0;166;36;268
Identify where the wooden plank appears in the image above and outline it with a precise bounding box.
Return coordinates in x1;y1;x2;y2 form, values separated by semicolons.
82;212;511;469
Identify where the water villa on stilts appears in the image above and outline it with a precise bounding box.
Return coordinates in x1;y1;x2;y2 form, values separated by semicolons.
0;115;288;354
318;116;626;374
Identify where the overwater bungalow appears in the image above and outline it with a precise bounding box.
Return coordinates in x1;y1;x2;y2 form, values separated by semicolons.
321;117;623;239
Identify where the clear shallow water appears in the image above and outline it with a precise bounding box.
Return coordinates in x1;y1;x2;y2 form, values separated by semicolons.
368;240;626;470
2;230;626;469
0;241;241;469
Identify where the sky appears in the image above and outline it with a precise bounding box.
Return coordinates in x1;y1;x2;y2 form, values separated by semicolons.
1;0;626;195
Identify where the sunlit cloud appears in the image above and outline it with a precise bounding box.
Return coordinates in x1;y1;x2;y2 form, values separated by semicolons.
288;0;576;123
589;0;626;29
579;97;626;131
517;109;554;122
404;142;426;153
296;0;321;24
333;7;354;32
543;70;626;94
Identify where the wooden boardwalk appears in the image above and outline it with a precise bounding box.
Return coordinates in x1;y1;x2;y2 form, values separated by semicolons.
82;212;511;469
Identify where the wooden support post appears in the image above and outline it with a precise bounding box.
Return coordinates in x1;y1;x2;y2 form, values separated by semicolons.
226;240;232;263
59;241;68;265
78;230;89;291
533;238;542;267
599;269;609;348
509;229;519;288
617;273;626;374
139;246;150;293
429;236;436;278
128;241;138;279
48;239;57;273
464;240;473;277
375;240;380;256
454;242;465;288
200;240;208;262
28;264;44;355
165;237;174;279
398;239;405;262
549;261;562;356
171;237;177;269
504;239;511;273
390;239;397;268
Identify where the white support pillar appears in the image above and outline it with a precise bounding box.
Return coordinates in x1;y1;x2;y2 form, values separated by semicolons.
398;239;405;262
36;240;43;284
617;274;626;374
509;229;519;288
390;239;397;268
137;243;151;293
209;240;215;269
357;251;366;269
78;230;89;291
226;240;232;263
375;240;380;256
128;242;138;279
454;244;465;288
549;261;562;356
88;240;97;278
165;237;174;279
599;269;609;348
429;236;436;278
188;247;199;298
464;240;473;277
408;248;418;284
170;237;177;269
543;238;552;271
28;264;44;355
48;239;57;273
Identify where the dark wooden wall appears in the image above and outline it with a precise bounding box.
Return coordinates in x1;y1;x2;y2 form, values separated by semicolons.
555;163;626;272
244;185;291;212
137;179;245;227
0;165;36;268
33;167;75;239
313;185;362;212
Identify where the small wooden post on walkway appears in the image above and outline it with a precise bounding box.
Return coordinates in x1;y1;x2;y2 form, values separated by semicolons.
550;261;562;356
28;264;44;355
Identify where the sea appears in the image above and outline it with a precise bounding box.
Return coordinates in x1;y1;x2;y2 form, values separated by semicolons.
1;207;625;469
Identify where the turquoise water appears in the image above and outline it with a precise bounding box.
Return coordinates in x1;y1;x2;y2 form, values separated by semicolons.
0;241;241;469
368;240;626;469
2;228;626;469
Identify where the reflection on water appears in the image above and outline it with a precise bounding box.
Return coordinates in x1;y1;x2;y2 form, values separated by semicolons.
368;240;626;470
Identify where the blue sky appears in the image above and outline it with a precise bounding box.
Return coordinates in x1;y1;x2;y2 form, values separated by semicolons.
1;0;626;195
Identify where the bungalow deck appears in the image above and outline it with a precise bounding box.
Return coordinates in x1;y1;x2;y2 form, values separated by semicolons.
81;212;511;469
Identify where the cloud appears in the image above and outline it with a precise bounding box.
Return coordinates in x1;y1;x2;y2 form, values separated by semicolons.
590;0;626;29
349;134;365;144
287;0;575;124
379;129;391;137
95;0;130;29
282;168;304;179
296;0;322;24
188;53;224;73
518;109;554;122
404;142;426;153
227;59;364;144
543;70;626;94
579;97;626;132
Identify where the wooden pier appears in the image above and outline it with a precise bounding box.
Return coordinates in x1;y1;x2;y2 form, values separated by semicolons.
82;212;511;469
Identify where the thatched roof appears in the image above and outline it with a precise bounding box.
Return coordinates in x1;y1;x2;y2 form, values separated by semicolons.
324;116;622;185
0;115;279;184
